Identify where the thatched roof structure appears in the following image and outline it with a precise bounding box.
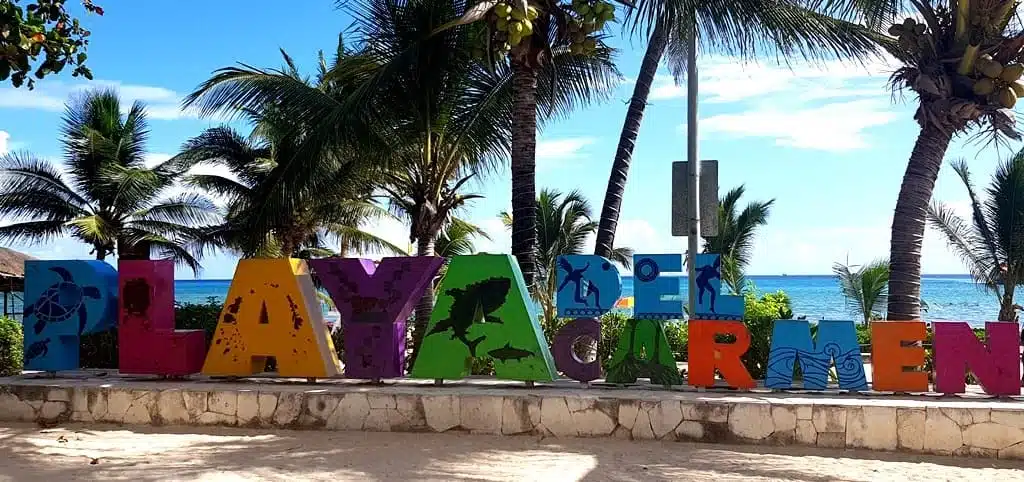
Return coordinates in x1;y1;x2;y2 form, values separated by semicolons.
0;248;34;292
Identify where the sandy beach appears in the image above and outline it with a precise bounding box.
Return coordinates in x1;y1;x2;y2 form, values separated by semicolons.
0;423;1019;481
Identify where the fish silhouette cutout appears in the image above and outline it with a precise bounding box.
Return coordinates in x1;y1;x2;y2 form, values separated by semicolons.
488;342;535;363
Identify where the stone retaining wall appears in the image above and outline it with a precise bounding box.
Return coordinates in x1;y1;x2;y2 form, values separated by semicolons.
1;376;1023;460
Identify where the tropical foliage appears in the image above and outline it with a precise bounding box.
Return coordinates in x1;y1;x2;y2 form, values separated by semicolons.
503;188;632;325
173;123;400;259
702;185;774;294
0;89;216;273
592;0;884;259
833;258;890;323
445;0;623;290
928;155;1024;321
435;218;490;258
824;1;1024;320
0;0;103;88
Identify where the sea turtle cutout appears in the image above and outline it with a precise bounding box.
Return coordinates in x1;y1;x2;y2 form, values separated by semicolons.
24;266;103;335
24;338;50;363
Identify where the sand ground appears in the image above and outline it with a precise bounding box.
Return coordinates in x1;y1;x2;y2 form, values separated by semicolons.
0;423;1020;481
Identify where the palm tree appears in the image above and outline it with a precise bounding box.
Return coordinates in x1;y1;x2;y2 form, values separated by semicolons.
702;185;774;295
928;156;1024;321
173;124;403;259
444;0;623;290
592;0;885;259
435;218;491;258
502;188;632;324
0;89;215;273
833;258;890;323
828;1;1024;320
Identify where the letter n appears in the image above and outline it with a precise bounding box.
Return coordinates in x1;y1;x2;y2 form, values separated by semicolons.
202;259;340;377
23;260;117;371
765;319;867;390
118;260;206;376
933;321;1020;395
410;254;556;381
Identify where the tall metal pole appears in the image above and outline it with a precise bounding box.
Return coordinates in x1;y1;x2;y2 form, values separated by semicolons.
686;29;700;318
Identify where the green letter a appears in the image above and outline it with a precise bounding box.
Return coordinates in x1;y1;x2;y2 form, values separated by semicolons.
410;254;556;382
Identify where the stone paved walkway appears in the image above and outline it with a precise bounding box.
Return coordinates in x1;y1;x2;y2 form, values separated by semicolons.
0;423;1020;481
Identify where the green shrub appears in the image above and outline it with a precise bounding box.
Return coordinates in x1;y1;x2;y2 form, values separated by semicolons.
663;321;687;361
174;297;223;346
80;298;225;370
79;330;118;369
0;316;23;376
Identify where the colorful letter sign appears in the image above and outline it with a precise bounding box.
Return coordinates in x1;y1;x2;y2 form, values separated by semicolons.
933;321;1020;395
692;254;744;320
309;256;443;379
766;319;867;390
555;255;622;317
552;317;602;382
688;320;755;389
632;254;684;319
22;260;118;371
871;321;928;392
410;254;556;381
202;259;341;378
119;260;206;376
605;319;681;385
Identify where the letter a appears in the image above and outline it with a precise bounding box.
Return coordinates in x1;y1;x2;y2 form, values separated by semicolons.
202;259;341;378
410;254;556;381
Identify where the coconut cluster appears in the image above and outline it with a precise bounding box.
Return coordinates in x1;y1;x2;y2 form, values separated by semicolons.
972;54;1024;109
487;2;540;55
888;17;929;51
566;0;614;54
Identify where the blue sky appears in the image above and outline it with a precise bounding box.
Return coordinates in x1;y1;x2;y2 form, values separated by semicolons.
0;1;1012;279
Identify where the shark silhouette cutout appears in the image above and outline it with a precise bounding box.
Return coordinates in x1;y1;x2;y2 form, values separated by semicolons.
427;277;511;356
488;342;535;363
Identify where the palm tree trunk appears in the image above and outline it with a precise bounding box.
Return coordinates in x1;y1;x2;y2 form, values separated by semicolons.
118;239;151;261
887;123;953;320
998;290;1016;321
511;58;539;289
594;20;669;258
407;234;436;371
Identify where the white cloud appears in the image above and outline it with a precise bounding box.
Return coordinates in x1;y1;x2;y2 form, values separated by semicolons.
748;223;967;276
698;99;898;151
643;56;896;104
536;137;594;161
0;79;195;120
0;131;8;155
661;56;901;150
649;75;685;101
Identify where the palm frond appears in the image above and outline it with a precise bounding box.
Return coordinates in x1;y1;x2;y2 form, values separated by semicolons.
0;220;70;244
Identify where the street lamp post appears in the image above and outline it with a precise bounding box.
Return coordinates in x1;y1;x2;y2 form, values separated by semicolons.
685;30;700;317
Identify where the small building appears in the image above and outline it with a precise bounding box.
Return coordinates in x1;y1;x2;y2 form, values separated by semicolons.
0;247;33;319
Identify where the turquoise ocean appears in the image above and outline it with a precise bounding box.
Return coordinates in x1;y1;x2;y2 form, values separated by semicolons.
171;274;1016;327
